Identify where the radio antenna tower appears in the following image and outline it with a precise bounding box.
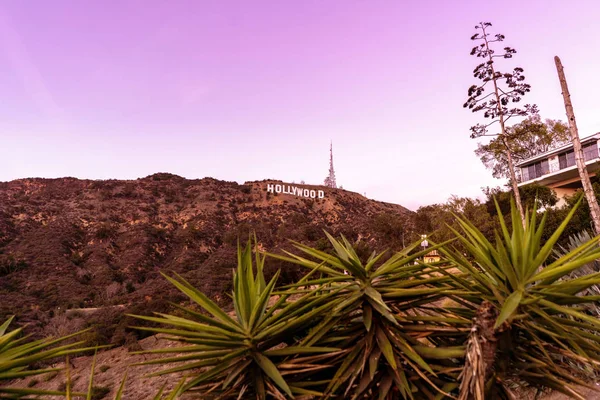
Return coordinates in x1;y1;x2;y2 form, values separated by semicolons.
323;141;337;188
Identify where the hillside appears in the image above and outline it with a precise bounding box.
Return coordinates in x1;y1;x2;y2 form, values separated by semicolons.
0;173;414;345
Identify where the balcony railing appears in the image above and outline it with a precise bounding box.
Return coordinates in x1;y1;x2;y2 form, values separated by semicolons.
520;144;599;183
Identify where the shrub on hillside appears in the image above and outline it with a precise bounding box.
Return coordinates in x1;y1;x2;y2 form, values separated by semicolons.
0;254;27;276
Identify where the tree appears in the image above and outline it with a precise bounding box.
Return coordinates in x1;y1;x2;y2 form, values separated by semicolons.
371;212;408;248
475;115;569;179
483;183;558;221
464;22;538;226
413;195;496;245
554;56;600;234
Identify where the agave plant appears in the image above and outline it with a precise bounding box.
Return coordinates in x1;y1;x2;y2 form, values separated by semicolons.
0;316;92;398
439;198;600;399
552;229;600;316
270;232;467;399
130;238;339;399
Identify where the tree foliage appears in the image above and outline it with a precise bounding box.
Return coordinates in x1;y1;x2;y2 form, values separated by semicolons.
414;195;496;245
476;115;569;179
541;177;600;244
483;183;558;216
413;184;559;249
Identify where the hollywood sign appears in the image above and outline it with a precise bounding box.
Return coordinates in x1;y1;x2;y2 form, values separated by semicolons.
267;184;325;199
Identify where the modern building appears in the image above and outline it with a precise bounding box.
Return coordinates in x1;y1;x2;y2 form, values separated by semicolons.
517;133;600;207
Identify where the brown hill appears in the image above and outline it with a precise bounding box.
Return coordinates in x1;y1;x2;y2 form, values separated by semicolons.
0;173;414;345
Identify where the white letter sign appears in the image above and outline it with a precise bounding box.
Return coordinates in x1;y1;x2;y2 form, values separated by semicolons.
266;183;326;199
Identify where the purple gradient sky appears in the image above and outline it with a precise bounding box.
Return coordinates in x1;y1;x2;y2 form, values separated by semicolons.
1;0;599;210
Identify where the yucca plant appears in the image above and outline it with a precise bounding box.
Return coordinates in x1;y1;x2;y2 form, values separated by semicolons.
0;316;92;398
130;238;339;399
553;229;600;316
270;232;467;399
439;197;600;399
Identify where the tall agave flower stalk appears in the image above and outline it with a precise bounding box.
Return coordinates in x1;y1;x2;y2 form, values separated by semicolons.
440;197;600;400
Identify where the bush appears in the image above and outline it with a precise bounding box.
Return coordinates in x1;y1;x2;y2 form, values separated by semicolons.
240;185;252;194
95;223;117;239
125;281;135;293
0;255;27;276
90;385;110;400
27;379;39;388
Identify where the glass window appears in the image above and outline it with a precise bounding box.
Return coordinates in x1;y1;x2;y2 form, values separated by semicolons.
541;160;549;175
522;160;550;180
566;151;575;167
559;151;575;169
559;153;567;169
583;143;598;161
535;162;542;178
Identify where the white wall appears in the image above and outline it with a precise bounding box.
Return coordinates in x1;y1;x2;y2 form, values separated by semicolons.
552;187;578;208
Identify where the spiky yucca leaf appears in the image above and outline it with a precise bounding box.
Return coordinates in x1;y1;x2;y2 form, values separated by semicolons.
0;316;93;398
64;357;185;400
443;197;600;399
269;232;464;399
130;238;339;399
552;229;600;317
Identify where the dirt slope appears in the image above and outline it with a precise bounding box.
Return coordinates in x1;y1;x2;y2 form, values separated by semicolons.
0;174;413;345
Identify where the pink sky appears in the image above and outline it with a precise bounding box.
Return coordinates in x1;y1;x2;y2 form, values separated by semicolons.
1;0;599;210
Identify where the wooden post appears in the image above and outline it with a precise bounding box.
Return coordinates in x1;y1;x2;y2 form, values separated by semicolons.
555;56;600;234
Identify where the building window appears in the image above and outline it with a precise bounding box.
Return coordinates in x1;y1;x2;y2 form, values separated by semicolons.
558;143;598;168
540;160;549;176
528;164;536;180
521;167;529;181
522;159;550;181
559;151;576;169
522;142;598;181
583;143;598;161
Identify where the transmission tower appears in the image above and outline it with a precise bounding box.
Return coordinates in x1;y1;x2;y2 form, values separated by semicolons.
323;141;337;189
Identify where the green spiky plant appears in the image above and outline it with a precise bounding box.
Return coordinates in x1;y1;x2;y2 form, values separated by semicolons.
63;352;186;400
129;238;340;399
0;316;92;398
439;197;600;400
553;229;600;315
270;232;467;399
